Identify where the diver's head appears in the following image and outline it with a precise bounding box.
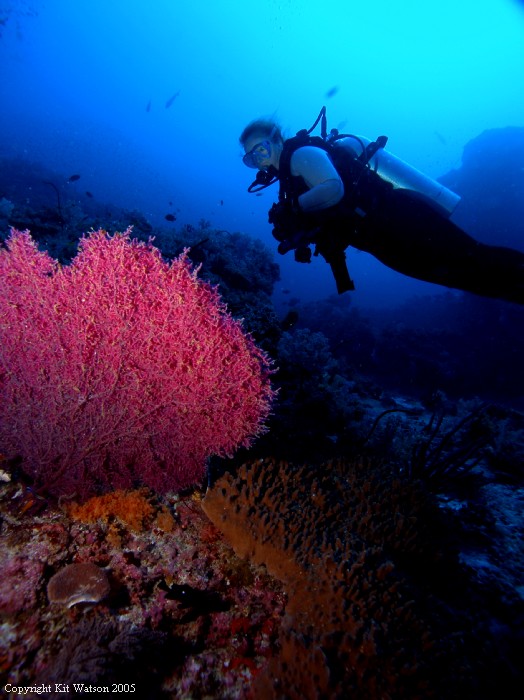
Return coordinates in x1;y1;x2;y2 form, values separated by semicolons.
240;119;284;171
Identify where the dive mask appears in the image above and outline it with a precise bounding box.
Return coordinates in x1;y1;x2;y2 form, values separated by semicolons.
242;140;272;169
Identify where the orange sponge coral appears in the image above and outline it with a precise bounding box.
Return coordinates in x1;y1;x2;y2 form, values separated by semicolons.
203;457;470;699
68;488;160;531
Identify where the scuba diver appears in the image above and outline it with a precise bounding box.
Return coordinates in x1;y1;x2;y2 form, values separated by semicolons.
240;107;524;305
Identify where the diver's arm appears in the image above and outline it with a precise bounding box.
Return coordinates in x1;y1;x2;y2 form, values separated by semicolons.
290;146;344;211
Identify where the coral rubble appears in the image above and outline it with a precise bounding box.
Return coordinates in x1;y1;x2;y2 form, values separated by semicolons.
0;475;285;699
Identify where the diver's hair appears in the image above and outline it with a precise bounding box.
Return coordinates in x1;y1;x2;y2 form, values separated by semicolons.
239;119;284;146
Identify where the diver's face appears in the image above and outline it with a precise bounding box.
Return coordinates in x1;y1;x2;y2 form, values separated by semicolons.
243;134;280;171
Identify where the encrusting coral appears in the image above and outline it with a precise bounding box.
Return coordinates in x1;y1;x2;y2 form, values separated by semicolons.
66;488;173;532
47;562;110;608
203;457;484;699
0;228;275;499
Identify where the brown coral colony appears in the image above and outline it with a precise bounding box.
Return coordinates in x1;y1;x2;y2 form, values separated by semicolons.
47;562;110;608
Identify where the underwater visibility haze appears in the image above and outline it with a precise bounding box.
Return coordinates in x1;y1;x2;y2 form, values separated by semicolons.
1;0;524;306
1;2;524;699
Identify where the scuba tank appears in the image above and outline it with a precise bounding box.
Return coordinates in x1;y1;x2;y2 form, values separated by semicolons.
246;105;460;217
332;135;461;217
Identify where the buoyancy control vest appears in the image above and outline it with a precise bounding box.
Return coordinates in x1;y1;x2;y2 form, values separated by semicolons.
276;131;396;228
270;107;460;219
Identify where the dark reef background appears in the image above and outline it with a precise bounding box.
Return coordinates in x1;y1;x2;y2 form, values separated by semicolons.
1;1;524;693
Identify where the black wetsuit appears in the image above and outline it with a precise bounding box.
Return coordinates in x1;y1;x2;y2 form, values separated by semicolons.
275;140;524;305
342;187;524;304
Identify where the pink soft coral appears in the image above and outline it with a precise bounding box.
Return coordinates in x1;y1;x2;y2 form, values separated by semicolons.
0;228;274;498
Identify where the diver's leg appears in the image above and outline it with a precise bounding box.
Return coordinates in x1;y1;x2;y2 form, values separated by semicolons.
358;190;524;305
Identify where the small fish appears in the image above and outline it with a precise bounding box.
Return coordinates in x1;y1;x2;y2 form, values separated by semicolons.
68;174;80;182
434;130;447;145
220;199;224;206
85;191;93;198
165;213;176;222
281;310;299;331
325;86;339;98
255;192;263;197
165;90;180;109
146;99;152;112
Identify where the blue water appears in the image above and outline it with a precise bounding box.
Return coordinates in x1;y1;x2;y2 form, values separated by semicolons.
1;0;524;308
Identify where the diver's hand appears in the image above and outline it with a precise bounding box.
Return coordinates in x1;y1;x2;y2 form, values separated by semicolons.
277;239;312;263
268;201;303;230
276;229;316;257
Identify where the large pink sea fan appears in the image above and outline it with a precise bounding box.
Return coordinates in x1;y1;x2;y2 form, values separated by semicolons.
0;228;274;498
